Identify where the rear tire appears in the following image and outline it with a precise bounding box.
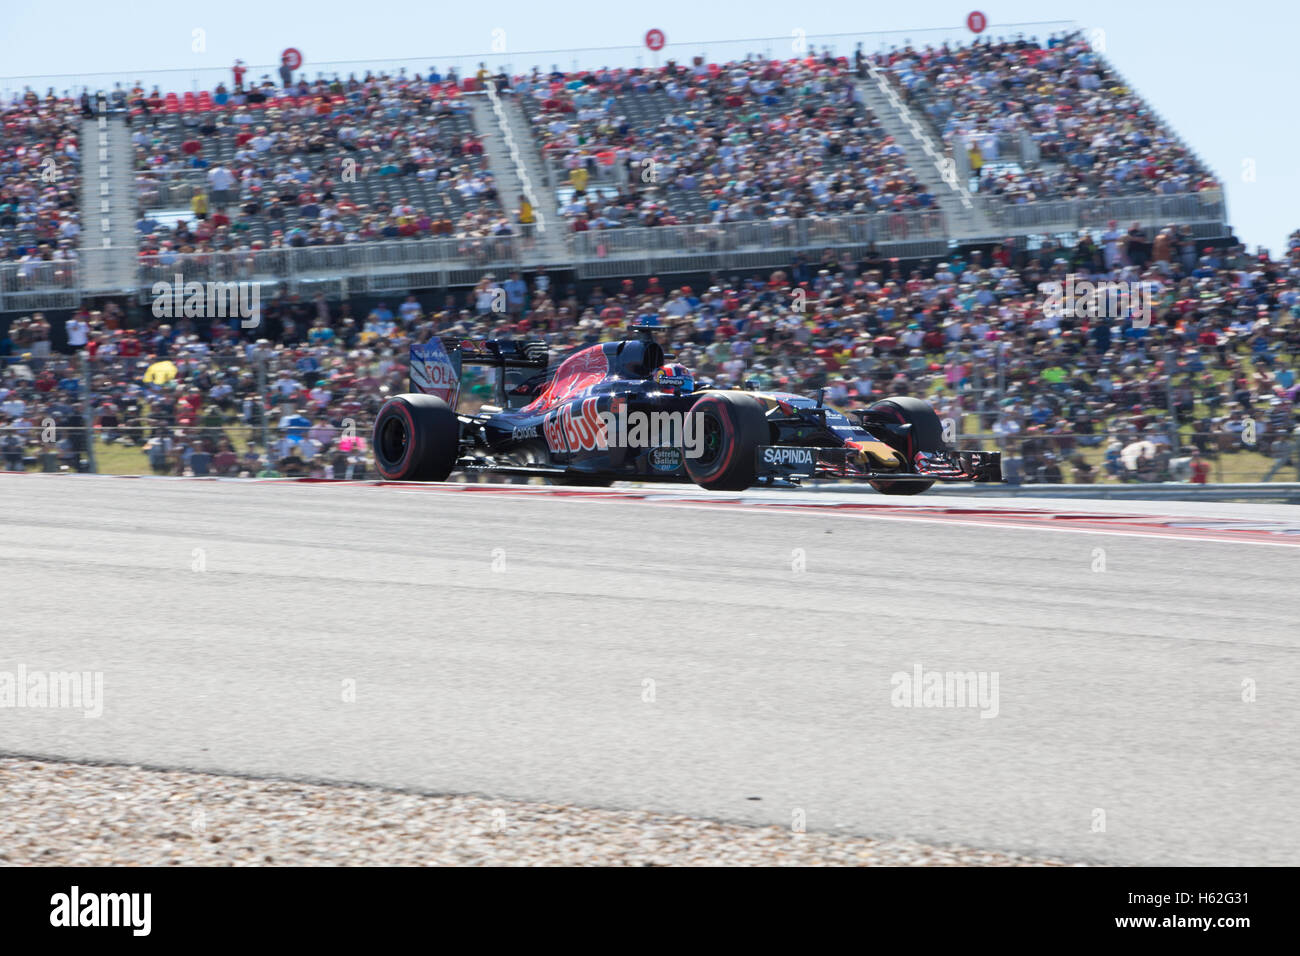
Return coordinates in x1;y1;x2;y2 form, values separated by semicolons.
868;396;944;496
372;394;459;481
685;392;769;491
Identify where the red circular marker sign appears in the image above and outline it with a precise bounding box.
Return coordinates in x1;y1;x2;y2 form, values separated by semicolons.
966;11;987;33
281;47;303;70
644;29;666;52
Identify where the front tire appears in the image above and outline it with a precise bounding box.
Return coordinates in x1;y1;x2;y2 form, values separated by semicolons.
685;392;769;491
868;396;944;496
373;394;460;481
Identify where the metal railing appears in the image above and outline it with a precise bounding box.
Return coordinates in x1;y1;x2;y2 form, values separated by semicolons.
3;189;1225;303
5;424;1296;486
0;260;82;310
136;230;537;286
950;131;1024;164
4;345;1294;486
933;429;1300;486
0;424;375;478
570;209;948;260
548;155;626;192
983;192;1228;232
136;173;205;207
0;260;80;291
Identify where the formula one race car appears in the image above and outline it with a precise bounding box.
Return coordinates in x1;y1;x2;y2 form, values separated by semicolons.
371;321;1000;494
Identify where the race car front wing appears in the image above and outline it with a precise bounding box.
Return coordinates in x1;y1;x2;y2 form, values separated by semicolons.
755;446;1002;483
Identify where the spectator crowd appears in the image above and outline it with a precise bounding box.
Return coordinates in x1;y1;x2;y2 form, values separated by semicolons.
3;32;1224;269
4;224;1300;483
130;70;511;255
514;54;931;230
879;31;1221;204
0;89;81;265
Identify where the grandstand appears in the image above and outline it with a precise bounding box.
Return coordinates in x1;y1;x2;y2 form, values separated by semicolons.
0;24;1232;311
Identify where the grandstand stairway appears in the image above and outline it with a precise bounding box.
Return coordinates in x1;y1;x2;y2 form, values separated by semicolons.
854;73;995;241
467;92;568;266
78;112;137;293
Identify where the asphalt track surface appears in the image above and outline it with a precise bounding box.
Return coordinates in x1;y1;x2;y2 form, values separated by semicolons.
2;475;1297;866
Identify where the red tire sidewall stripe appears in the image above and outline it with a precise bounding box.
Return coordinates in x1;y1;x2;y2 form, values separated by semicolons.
377;401;416;479
695;398;737;479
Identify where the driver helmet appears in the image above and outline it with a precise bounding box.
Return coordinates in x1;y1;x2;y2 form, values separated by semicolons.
653;363;695;395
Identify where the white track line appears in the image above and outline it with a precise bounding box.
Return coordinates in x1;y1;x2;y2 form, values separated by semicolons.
655;500;1300;549
389;487;1300;549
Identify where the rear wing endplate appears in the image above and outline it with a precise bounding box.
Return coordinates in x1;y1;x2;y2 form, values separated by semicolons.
409;337;548;410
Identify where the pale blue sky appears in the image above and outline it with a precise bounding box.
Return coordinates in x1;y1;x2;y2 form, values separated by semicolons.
4;0;1293;252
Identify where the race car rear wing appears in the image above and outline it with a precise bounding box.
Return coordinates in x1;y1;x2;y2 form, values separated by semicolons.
409;337;548;410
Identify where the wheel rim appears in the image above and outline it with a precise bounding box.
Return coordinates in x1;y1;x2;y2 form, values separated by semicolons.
695;408;725;470
378;412;408;467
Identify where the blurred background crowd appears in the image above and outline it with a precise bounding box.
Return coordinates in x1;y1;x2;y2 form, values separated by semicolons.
4;224;1299;483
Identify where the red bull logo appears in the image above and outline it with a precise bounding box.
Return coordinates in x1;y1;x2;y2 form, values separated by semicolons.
543;398;608;453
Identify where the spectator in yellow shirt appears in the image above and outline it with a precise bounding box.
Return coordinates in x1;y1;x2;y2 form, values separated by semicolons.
569;166;588;197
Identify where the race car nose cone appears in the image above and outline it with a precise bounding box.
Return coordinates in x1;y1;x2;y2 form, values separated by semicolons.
847;439;902;469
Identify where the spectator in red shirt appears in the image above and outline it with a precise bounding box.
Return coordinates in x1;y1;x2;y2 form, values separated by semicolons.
1190;450;1211;484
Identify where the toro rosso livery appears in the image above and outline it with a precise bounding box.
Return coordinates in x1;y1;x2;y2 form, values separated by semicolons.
372;322;1001;494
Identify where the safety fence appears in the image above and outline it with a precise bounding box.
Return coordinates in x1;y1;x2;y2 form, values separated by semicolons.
0;261;82;312
982;192;1229;233
6;191;1235;304
2;416;1294;486
0;424;375;478
936;429;1300;486
571;209;948;260
135;230;537;287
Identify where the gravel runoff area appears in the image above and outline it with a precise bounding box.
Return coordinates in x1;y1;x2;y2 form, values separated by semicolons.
0;758;1086;866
